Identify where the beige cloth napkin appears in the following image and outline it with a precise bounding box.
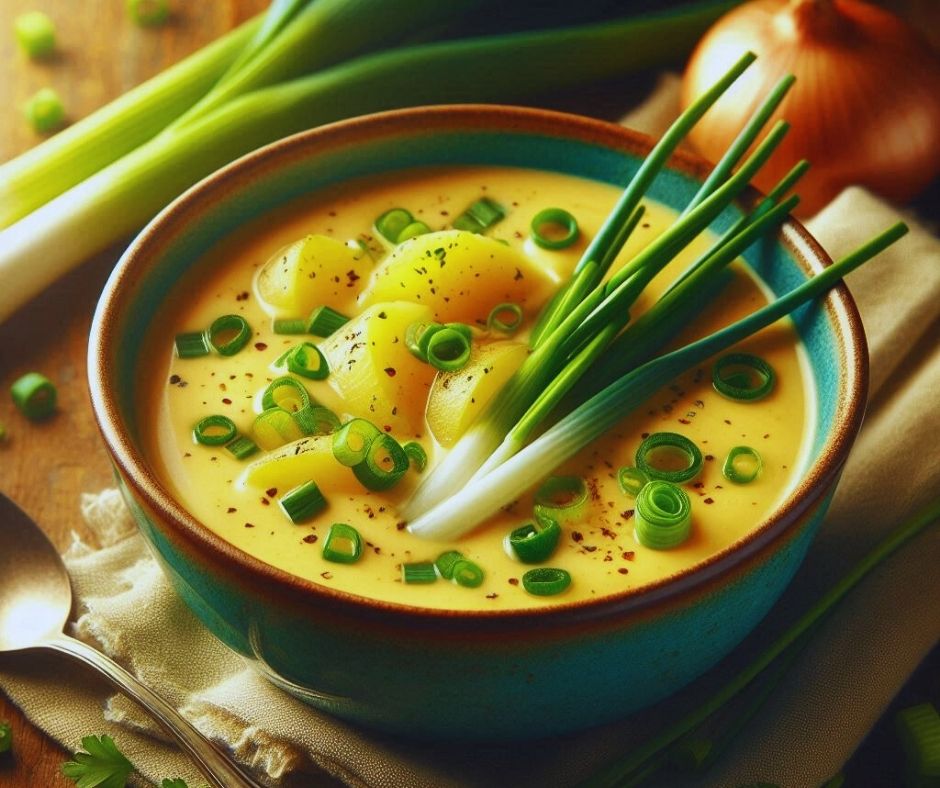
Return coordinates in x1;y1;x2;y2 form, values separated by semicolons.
1;86;939;787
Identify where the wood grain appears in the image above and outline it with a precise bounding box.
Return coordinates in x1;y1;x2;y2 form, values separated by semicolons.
0;1;937;786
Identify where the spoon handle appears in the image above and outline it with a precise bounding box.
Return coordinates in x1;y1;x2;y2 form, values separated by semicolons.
46;633;267;788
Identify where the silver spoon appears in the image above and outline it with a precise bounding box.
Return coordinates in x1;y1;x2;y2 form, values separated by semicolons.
0;492;267;788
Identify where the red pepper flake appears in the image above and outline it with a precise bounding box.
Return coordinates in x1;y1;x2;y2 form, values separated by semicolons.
303;534;318;544
571;531;584;543
600;527;617;539
622;551;635;560
321;571;333;580
588;477;601;502
346;269;361;287
704;497;715;505
169;374;181;385
255;342;268;351
694;399;704;409
396;521;407;531
641;432;650;439
705;454;715;462
236;291;250;301
514;267;524;281
763;433;770;439
693;481;704;489
678;418;691;425
265;488;278;497
618;568;629;575
583;545;598;553
724;419;732;425
384;425;392;432
260;498;270;506
485;593;498;599
508;577;519;586
222;398;232;405
384;367;397;377
620;510;634;521
244;522;255;528
226;507;237;513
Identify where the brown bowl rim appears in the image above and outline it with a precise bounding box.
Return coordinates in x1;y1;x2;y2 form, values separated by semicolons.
88;104;868;629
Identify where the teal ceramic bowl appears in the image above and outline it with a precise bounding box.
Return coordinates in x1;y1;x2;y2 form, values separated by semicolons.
88;105;867;740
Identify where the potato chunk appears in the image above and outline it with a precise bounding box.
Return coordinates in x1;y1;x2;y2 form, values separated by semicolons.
426;340;529;447
360;230;553;326
238;435;357;493
319;301;435;434
254;234;364;318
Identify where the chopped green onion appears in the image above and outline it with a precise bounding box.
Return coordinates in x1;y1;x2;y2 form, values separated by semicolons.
533;475;588;525
634;480;692;550
425;326;471;372
452;197;506;233
451;559;485;588
278;480;327;524
207;314;251;356
396;220;431;243
896;703;940;781
403;441;428;472
505;512;561;564
434;550;464;580
712;353;775;401
224;434;259;460
530;207;580;250
10;372;57;421
127;0;170;27
252;407;304;450
261;376;310;413
24;88;65;134
293;405;341;436
192;414;236;446
635;432;702;484
307;306;350;337
487;302;523;334
405;321;442;362
273;318;307;334
322;523;362;564
402;561;437;584
286;342;329;380
332;418;381;466
522;567;571;596
352;433;409;491
0;720;10;754
722;446;762;484
618;466;648;498
174;331;210;358
14;12;56;59
375;208;413;243
445;322;473;343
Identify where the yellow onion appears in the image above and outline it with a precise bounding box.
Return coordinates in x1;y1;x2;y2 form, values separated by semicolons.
680;0;940;214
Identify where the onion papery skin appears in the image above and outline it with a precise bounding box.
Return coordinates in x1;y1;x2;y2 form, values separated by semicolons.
681;0;940;214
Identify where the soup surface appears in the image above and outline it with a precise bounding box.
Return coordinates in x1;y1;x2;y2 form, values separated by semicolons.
141;166;809;611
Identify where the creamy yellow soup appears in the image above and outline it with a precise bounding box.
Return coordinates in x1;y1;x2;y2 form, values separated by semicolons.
141;166;809;611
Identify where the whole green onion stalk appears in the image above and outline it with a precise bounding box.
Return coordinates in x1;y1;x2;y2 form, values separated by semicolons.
0;1;735;324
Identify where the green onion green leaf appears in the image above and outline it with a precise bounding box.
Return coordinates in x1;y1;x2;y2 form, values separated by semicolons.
322;522;362;564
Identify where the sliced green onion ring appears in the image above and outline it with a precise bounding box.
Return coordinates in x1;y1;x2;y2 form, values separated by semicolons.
207;314;251;356
307;305;350;337
722;446;763;484
522;567;571;596
534;475;588;525
451;559;485;588
286;342;330;380
261;376;311;413
487;302;523;334
332;418;381;466
505;512;562;564
174;331;210;358
323;523;362;564
425;327;471;372
375;208;413;243
353;433;409;491
293;405;341;436
712;353;776;401
618;466;648;498
10;372;57;421
278;480;327;524
403;441;428;472
252;407;304;450
530;207;580;250
635;432;703;484
405;321;442;362
434;550;464;580
634;480;693;550
273;318;307;335
396;220;431;243
192;414;236;446
402;561;437;584
225;434;259;460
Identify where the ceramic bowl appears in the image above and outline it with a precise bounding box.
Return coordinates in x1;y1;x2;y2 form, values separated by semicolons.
88;105;867;740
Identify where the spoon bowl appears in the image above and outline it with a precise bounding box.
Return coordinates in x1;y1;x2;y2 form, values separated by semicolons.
0;492;266;788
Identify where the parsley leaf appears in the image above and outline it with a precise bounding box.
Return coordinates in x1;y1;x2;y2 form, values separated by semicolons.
61;734;134;788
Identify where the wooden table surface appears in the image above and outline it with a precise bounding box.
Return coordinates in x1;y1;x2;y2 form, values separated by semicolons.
1;1;938;786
